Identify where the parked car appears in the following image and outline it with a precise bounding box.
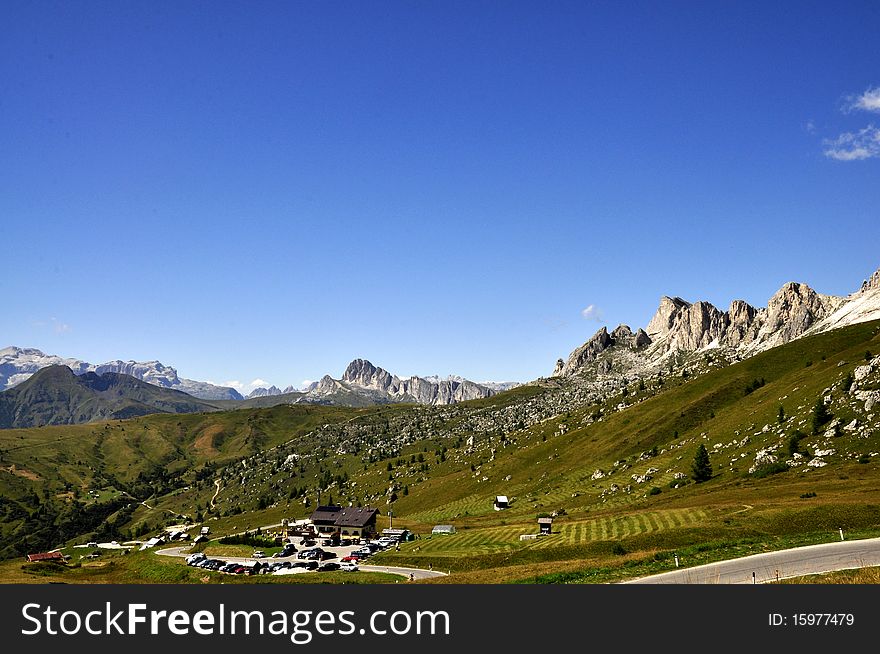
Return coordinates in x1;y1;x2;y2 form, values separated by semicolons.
252;551;265;558
341;555;361;563
340;562;359;572
186;553;206;565
300;539;316;547
318;562;340;572
302;561;319;570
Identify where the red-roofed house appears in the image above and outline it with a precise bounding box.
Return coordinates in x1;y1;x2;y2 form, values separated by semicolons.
26;552;65;563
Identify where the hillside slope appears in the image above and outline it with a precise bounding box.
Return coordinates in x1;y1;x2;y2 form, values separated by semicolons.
0;366;223;429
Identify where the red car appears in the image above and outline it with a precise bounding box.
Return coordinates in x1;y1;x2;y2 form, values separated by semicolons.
341;555;361;563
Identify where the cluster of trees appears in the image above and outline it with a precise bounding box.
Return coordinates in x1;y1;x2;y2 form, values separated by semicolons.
744;377;767;395
0;494;130;559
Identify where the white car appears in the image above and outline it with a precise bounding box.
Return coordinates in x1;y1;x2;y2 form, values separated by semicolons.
340;562;359;572
252;551;266;559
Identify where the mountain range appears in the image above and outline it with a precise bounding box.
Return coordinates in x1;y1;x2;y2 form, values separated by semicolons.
0;356;519;428
0;347;243;400
296;359;505;406
1;347;516;408
3;265;877;428
553;265;880;377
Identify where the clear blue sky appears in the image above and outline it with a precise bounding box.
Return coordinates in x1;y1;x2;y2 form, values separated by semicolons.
2;1;879;391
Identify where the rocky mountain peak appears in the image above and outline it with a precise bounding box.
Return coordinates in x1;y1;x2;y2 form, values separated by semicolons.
247;385;284;398
555;323;652;376
645;296;691;340
759;281;840;345
305;359;496;406
860;267;880;294
342;359;400;392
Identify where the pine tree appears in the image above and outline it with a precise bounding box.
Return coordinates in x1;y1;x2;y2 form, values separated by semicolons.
811;398;832;434
691;444;712;483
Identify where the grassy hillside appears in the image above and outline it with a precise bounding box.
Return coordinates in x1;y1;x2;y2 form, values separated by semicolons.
2;320;879;583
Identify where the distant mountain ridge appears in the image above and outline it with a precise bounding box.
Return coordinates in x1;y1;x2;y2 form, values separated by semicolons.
0;365;222;429
246;385;299;399
0;347;243;400
0;347;516;411
554;265;880;377
297;359;506;406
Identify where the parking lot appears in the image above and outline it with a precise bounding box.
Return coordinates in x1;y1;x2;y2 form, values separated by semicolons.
167;535;445;578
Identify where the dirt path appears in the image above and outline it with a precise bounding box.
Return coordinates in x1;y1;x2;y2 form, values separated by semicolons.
210;479;221;509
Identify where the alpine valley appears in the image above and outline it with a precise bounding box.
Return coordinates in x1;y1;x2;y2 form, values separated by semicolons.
2;265;880;584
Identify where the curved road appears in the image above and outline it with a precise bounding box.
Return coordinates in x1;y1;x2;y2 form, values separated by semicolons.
624;537;880;584
155;546;446;580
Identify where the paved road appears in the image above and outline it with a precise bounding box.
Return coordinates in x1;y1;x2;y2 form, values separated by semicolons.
358;564;446;580
624;537;880;584
155;546;446;580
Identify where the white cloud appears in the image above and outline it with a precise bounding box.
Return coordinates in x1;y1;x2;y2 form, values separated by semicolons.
845;87;880;113
32;316;71;333
249;378;269;388
222;380;246;391
301;379;314;388
581;304;604;321
823;125;880;161
805;119;816;134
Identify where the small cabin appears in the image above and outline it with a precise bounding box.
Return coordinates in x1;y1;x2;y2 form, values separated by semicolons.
538;517;553;535
494;495;510;511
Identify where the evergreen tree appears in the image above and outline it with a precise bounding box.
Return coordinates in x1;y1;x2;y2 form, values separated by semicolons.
691;444;712;482
811;398;832;434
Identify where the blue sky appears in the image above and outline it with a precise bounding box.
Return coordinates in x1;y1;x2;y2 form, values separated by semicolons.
2;1;879;391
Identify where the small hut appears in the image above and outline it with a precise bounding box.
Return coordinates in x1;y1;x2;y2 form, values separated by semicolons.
538;517;553;535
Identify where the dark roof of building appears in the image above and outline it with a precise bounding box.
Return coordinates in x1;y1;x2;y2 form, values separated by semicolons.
27;552;64;562
336;506;378;528
310;505;378;528
310;505;344;524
